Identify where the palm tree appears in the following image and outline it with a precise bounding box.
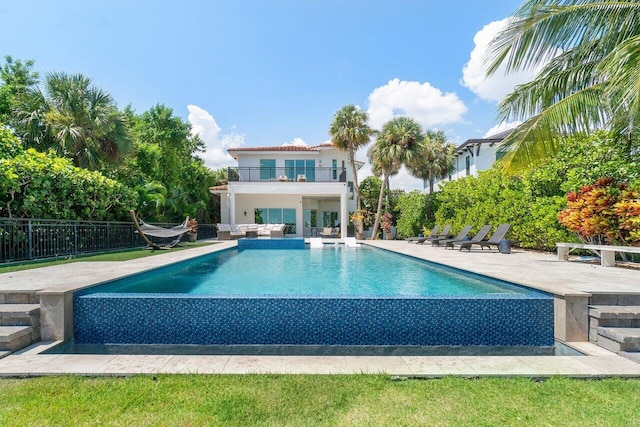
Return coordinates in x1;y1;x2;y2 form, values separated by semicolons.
368;117;424;239
329;104;373;236
14;72;132;169
486;0;640;170
406;129;456;195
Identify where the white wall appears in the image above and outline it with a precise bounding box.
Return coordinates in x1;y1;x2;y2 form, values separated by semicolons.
430;143;499;194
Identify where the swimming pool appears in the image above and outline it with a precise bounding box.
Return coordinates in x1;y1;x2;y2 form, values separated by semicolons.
73;245;554;353
82;247;540;297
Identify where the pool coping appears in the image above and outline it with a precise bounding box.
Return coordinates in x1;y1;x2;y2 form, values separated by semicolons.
1;239;639;377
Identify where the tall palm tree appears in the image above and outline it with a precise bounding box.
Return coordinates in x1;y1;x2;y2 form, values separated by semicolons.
486;0;640;170
329;104;373;236
14;72;132;169
406;129;456;195
368;117;424;239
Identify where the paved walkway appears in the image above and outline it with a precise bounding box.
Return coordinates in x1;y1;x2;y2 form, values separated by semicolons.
1;240;639;377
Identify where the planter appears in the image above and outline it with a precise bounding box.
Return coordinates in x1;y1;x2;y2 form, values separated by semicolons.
384;231;394;240
187;233;197;242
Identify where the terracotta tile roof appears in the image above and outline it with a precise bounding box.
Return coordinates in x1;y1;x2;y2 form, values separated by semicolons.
208;184;228;192
227;143;336;153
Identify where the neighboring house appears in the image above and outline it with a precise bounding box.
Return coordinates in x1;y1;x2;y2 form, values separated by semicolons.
209;143;362;238
429;129;513;193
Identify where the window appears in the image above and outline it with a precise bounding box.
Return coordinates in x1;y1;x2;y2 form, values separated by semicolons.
332;159;338;180
255;208;297;234
260;159;276;180
285;159;315;181
465;156;471;176
304;209;317;227
322;211;338;227
347;182;354;200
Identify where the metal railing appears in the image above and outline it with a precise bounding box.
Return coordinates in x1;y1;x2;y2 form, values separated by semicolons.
228;167;346;182
0;218;217;264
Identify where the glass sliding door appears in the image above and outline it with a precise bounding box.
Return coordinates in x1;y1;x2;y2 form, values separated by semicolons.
283;208;296;234
260;159;276;180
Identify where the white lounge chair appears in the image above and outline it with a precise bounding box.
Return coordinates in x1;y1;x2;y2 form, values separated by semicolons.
344;237;361;248
310;237;323;248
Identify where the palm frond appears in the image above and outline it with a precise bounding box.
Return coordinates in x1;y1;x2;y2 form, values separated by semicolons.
497;83;606;169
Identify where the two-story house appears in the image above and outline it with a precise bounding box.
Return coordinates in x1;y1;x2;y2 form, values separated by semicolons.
209;143;362;238
429;129;513;193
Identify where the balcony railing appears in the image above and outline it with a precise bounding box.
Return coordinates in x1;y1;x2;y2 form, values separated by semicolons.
228;167;346;183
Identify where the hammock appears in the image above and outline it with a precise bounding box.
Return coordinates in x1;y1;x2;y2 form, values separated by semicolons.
129;210;190;250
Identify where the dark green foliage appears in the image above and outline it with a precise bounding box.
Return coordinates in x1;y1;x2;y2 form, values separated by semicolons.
0;148;137;220
395;190;429;238
433;131;640;250
0;126;22;158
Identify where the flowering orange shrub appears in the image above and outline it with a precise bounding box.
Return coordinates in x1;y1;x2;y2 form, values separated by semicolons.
558;178;640;245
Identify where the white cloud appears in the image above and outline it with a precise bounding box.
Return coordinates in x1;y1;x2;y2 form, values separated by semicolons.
461;18;539;102
281;137;308;147
366;79;467;130
187;104;245;170
483;121;521;138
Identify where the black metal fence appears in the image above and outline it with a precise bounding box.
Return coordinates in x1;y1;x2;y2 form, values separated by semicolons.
0;218;217;264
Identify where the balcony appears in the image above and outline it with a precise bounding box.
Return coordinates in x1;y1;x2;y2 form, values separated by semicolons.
228;167;346;183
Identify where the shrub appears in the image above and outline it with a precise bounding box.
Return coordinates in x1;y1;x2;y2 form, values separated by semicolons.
0;148;137;220
558;178;640;245
395;190;429;238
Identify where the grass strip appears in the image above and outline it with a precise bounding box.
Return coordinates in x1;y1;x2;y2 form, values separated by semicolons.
0;375;639;426
0;242;217;274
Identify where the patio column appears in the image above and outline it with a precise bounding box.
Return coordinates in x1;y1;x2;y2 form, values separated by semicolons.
340;192;348;239
228;192;236;224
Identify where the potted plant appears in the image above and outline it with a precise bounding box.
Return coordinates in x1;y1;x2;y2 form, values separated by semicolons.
381;212;394;240
350;209;366;240
186;219;198;242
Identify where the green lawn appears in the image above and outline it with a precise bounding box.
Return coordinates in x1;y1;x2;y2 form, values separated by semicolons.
1;375;639;426
0;242;217;274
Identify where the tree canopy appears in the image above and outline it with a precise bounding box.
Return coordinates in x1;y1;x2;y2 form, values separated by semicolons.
487;0;640;170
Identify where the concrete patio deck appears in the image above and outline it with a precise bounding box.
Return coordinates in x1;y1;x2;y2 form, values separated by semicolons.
1;240;639;377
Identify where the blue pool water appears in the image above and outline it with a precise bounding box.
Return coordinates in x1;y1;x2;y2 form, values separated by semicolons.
84;247;538;297
73;245;554;351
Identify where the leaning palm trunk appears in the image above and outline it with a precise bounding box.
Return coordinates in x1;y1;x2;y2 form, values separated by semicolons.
370;169;391;240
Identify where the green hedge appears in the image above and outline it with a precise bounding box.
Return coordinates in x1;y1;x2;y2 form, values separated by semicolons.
0;145;137;220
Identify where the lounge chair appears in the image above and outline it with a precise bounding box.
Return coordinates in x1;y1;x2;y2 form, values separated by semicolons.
454;224;511;251
309;237;323;248
406;225;440;243
417;224;452;245
446;225;493;250
130;210;190;250
432;225;472;247
344;237;361;247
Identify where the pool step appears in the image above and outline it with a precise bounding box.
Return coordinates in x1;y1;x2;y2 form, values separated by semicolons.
596;327;640;353
0;291;40;304
0;326;37;352
589;302;640;362
0;297;41;353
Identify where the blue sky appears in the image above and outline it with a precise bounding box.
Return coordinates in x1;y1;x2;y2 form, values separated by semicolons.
0;0;532;190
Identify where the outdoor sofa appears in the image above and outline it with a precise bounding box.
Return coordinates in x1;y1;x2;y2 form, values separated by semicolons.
216;223;287;240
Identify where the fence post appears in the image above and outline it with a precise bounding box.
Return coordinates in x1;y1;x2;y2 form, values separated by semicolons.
27;219;33;260
73;221;78;255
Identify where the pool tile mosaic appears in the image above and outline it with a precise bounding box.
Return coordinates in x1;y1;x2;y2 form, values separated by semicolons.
74;295;554;347
237;238;305;250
